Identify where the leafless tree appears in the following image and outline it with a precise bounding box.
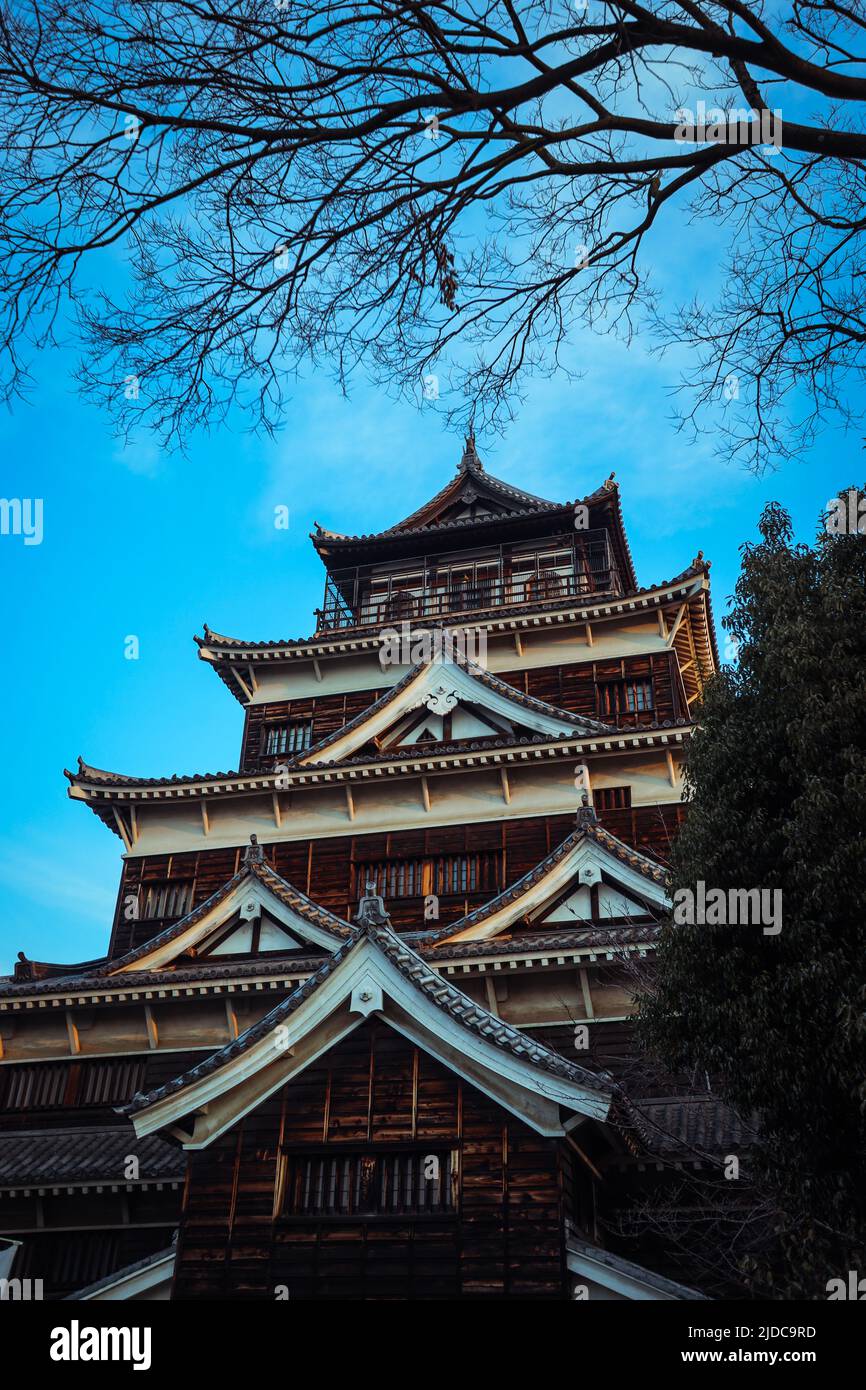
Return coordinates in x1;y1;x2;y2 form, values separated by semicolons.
0;1;864;464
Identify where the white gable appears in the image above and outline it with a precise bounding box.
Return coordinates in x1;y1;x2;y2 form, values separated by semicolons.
543;883;651;925
110;873;345;974
206;913;310;956
378;700;513;751
209;920;255;954
452;705;511;739
127;933;611;1148
437;831;668;943
544;884;593;923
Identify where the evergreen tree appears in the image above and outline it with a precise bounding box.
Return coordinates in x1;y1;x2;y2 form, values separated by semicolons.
637;493;866;1296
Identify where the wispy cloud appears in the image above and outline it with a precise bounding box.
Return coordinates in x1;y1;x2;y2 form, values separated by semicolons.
112;435;164;477
0;840;116;926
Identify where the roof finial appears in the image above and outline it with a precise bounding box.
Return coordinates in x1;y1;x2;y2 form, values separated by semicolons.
575;789;598;830
243;833;265;865
355;880;391;930
458;426;482;475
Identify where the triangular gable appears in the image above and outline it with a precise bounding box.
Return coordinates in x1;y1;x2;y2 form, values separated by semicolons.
420;818;668;946
120;909;612;1147
542;879;653;925
391;460;554;534
106;856;353;975
376;699;513;752
369;437;556;535
198;910;313;958
298;654;610;766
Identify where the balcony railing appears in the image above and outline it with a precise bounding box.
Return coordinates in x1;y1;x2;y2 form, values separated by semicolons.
316;532;621;632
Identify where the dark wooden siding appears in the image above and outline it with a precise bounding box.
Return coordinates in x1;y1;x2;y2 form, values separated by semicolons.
535;1021;638;1083
242;690;379;770
239;653;687;771
108;806;685;958
172;1021;569;1301
498;651;686;726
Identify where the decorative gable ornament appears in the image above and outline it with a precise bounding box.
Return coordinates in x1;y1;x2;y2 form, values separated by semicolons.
239;894;262;921
355;883;391;929
424;685;459;716
350;978;384;1016
242;834;266;865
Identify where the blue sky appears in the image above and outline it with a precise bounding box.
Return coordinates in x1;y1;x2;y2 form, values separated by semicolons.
0;210;860;970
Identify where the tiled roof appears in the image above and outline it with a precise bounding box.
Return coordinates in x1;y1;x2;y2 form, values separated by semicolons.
333;718;685;771
67;716;692;798
11;954;108;983
301;730;579;768
0;923;657;1002
63;1246;175;1301
0;948;329;999
0;1128;184;1187
367;919;612;1091
311;500;570;550
421;923;658;959
0;832;666;999
631;1097;754;1156
120;912;613;1119
65;756;241;788
312;438;563;547
582;822;670;884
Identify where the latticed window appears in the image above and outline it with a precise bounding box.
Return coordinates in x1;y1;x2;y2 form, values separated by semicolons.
0;1059;147;1110
597;677;654;717
593;786;632;811
264;720;313;755
354;852;501;900
281;1148;457;1217
141;880;194;919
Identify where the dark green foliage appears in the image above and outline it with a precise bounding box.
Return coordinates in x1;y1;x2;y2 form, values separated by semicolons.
637;494;866;1297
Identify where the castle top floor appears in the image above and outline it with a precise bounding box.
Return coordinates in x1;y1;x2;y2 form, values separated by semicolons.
311;437;637;634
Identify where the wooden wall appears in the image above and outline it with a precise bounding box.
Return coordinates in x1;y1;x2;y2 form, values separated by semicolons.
502;651;685;725
240;652;687;771
108;806;685;959
0;1050;199;1296
242;688;374;769
172;1020;572;1300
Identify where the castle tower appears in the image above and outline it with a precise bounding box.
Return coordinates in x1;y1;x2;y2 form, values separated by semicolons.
0;441;718;1300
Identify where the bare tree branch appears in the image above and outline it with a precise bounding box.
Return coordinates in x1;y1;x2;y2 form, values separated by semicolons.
0;0;863;465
